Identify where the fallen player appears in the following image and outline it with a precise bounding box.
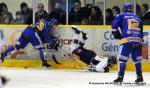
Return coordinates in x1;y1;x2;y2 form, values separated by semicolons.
71;26;117;72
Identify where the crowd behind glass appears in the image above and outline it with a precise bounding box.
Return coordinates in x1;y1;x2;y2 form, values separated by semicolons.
0;0;150;25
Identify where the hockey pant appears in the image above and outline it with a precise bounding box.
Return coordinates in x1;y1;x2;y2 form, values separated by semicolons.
73;47;108;72
73;47;96;64
4;29;47;63
117;43;142;75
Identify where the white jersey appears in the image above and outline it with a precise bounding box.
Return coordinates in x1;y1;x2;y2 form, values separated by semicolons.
93;55;109;72
71;32;85;53
95;56;108;72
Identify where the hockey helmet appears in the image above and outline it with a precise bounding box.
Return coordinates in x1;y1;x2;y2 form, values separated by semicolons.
49;18;58;27
108;56;117;67
123;3;132;12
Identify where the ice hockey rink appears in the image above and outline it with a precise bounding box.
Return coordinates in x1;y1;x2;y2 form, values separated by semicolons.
0;68;150;88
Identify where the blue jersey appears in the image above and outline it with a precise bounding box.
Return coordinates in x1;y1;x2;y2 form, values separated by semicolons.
112;12;143;44
3;21;52;65
28;20;52;43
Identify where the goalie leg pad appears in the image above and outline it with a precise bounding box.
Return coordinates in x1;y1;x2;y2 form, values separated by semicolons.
38;47;47;63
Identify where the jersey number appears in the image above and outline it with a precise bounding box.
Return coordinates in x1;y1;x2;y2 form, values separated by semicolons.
128;19;140;30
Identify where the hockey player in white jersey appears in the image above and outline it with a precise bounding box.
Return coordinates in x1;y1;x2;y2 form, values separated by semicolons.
71;26;117;72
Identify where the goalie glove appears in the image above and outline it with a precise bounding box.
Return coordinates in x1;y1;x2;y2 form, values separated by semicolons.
112;29;122;39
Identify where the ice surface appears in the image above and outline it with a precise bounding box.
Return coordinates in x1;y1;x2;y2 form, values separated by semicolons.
0;68;150;88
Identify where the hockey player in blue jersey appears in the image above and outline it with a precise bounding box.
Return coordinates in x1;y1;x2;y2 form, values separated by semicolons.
71;26;117;72
0;18;58;68
112;3;144;82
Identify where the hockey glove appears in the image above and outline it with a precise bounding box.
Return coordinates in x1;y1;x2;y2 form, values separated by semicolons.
81;31;88;40
112;29;122;39
72;26;80;34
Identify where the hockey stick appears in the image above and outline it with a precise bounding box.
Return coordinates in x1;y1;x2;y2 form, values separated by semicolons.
56;47;87;69
51;54;62;64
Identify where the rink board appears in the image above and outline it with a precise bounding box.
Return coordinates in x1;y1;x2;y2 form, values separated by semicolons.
1;59;150;72
0;25;150;71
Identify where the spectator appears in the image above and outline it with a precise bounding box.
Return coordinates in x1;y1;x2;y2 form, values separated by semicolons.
112;5;120;17
106;8;114;25
136;4;142;17
0;3;3;23
141;3;150;25
20;2;33;24
81;4;92;21
12;11;24;24
88;6;103;25
48;2;66;24
35;3;48;23
69;0;83;25
0;3;13;24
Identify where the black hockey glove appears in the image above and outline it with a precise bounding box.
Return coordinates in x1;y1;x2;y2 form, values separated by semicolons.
72;27;80;34
81;31;88;40
48;36;60;50
112;29;122;39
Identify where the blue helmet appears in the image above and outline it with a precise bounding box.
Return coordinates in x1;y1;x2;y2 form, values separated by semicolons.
49;18;58;26
124;3;132;12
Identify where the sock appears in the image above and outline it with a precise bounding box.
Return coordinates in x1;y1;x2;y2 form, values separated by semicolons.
5;46;15;55
39;48;47;63
118;62;126;75
135;62;142;75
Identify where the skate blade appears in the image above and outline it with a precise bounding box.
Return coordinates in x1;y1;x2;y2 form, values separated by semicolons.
135;81;144;84
43;67;52;70
113;82;123;85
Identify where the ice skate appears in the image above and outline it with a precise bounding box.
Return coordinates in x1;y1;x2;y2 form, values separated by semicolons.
42;62;51;69
135;75;144;83
0;52;6;63
114;74;124;82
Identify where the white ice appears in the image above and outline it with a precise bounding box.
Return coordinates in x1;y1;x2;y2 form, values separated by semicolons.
0;68;150;88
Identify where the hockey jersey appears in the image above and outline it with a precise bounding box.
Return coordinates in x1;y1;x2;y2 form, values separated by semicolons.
71;31;85;53
112;12;143;44
28;20;52;43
